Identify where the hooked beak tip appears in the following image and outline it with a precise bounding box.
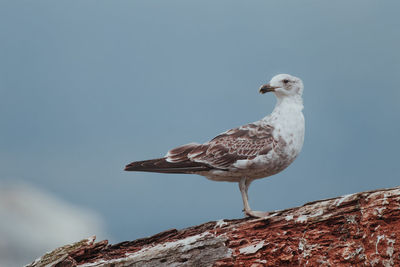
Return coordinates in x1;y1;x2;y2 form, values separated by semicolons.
259;84;277;94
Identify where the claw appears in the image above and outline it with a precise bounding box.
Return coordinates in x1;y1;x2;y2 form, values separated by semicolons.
244;210;269;218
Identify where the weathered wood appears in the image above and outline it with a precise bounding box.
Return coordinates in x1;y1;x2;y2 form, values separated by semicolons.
27;186;400;266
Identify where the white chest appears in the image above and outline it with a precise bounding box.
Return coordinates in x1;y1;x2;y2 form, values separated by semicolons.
267;99;305;160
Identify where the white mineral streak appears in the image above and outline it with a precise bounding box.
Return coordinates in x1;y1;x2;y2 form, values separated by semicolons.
335;193;355;206
215;219;228;228
367;188;400;200
376;235;386;254
342;242;364;261
296;215;308;223
386;238;395;257
239;240;265;255
373;235;397;267
375;207;386;217
80;232;231;267
298;238;318;258
295;210;323;223
285;215;294;221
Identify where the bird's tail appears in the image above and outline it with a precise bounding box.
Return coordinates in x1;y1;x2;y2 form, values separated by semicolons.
124;158;212;174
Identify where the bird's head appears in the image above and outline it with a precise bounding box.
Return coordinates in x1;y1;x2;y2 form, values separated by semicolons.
259;74;303;98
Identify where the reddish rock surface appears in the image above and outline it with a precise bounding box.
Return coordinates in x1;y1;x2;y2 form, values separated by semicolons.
28;186;400;267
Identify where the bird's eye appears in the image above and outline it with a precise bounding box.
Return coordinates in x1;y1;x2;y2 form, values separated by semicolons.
283;79;289;84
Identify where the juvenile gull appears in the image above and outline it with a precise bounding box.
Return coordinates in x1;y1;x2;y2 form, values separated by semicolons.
125;74;305;218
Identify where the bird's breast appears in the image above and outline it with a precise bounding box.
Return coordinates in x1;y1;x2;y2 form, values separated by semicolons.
275;111;304;157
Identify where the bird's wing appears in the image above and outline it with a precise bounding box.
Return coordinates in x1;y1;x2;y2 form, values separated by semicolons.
166;123;278;170
125;143;213;173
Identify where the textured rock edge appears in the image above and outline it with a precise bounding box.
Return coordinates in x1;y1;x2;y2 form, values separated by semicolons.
27;186;400;267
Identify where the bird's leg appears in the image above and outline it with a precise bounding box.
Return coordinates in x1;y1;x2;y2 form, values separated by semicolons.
239;177;252;213
239;177;269;218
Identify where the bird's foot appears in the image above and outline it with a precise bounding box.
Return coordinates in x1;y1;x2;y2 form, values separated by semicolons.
244;210;269;218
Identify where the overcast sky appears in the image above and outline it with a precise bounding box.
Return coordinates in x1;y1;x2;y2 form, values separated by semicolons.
1;0;399;245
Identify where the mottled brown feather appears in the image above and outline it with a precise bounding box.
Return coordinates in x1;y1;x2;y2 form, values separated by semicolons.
125;124;279;173
186;124;276;169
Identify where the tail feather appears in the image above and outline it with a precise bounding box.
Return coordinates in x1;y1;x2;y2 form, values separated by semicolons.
124;157;212;174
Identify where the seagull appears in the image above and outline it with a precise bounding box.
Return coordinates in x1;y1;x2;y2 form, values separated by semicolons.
125;74;305;218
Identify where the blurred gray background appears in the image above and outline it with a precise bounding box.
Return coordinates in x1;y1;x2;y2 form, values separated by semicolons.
1;1;399;265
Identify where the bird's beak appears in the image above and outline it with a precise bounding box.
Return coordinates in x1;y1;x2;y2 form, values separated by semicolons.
259;84;278;94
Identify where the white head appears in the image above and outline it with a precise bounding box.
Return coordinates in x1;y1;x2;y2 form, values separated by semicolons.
259;74;303;99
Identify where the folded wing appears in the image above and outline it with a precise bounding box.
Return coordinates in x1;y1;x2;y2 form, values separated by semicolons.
125;123;277;173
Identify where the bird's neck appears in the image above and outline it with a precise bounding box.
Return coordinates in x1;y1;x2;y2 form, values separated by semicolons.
273;95;304;114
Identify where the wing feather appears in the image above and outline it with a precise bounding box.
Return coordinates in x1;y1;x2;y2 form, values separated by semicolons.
185;123;278;169
126;123;279;174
